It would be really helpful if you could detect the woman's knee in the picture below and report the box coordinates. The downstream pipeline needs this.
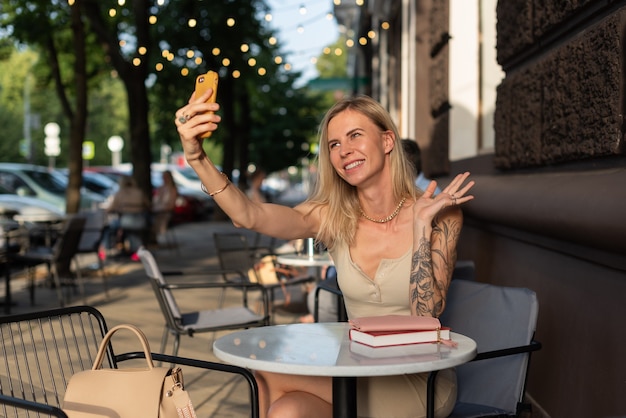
[267,392,331,418]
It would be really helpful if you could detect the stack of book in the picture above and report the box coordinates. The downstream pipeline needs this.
[348,315,455,348]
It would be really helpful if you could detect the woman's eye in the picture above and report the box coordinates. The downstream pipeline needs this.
[329,141,339,149]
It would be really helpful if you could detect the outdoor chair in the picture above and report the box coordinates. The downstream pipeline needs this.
[213,232,314,316]
[0,305,260,418]
[10,214,87,307]
[428,279,542,418]
[137,246,270,357]
[313,266,347,322]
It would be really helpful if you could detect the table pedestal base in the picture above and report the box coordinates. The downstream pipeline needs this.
[333,376,356,418]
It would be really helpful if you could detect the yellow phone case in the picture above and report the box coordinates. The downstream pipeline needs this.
[195,71,219,138]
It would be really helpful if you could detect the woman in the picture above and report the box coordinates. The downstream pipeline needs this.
[105,175,151,256]
[152,170,179,239]
[176,92,474,418]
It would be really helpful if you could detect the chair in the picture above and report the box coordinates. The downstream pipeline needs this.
[428,279,542,418]
[213,232,314,315]
[10,215,87,307]
[0,305,260,418]
[313,266,347,322]
[117,210,151,253]
[75,209,109,295]
[136,246,270,357]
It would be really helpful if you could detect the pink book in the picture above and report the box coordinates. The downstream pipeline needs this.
[348,315,456,348]
[349,315,441,332]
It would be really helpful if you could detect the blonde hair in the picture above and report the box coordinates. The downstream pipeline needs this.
[309,95,418,249]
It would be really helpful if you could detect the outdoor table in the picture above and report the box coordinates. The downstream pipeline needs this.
[213,322,476,418]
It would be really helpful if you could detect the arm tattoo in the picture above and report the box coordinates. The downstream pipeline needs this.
[410,217,462,317]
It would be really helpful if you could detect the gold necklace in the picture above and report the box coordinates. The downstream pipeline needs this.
[360,197,407,223]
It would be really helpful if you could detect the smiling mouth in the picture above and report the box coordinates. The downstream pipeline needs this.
[345,160,364,170]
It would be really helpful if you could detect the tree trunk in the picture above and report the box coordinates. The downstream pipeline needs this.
[66,1,87,214]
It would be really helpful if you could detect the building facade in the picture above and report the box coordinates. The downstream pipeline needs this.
[337,0,626,416]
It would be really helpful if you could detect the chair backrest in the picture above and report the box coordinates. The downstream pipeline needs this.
[77,210,107,252]
[0,306,113,414]
[136,246,182,324]
[452,259,476,281]
[439,280,539,413]
[213,232,256,280]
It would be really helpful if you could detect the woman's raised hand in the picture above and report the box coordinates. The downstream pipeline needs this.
[413,172,475,222]
[175,89,221,162]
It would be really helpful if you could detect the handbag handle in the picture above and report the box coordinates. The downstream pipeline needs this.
[91,324,155,371]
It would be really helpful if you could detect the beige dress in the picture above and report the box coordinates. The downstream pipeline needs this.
[330,243,457,418]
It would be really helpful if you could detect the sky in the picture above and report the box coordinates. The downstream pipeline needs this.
[266,0,340,83]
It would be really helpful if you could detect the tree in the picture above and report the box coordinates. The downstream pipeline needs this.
[1,0,330,208]
[0,0,97,213]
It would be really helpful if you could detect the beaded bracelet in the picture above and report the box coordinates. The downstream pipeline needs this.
[201,172,231,196]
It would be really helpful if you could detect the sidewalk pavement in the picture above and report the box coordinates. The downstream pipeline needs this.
[2,220,307,417]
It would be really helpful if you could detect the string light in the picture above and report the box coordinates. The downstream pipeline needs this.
[104,0,387,81]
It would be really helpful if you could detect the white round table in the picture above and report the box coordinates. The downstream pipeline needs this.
[214,322,476,418]
[275,252,334,268]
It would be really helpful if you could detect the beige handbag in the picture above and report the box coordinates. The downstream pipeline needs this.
[63,324,197,418]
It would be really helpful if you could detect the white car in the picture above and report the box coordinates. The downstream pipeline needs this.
[0,184,66,249]
[0,163,105,212]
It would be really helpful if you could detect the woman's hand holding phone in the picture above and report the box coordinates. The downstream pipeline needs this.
[194,71,219,138]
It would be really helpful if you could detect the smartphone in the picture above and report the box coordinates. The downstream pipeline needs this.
[194,70,219,138]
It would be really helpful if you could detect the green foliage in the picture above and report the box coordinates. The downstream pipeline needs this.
[0,0,340,178]
[316,35,349,79]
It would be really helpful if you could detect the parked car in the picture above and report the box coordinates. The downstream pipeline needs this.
[84,166,127,183]
[88,164,210,223]
[0,184,66,251]
[0,163,105,212]
[150,163,203,189]
[58,169,119,198]
[0,184,65,220]
[150,170,209,223]
[151,163,215,218]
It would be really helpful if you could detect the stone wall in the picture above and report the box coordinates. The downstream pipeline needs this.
[494,1,625,169]
[451,1,626,416]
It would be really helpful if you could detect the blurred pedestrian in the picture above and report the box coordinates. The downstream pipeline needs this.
[152,170,179,242]
[246,167,268,204]
[105,175,151,259]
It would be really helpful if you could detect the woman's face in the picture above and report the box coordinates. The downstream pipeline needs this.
[326,109,393,187]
